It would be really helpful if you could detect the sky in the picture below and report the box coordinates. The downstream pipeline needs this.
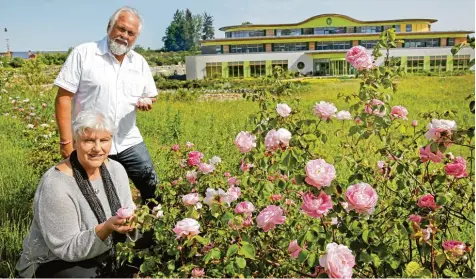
[0,0,474,52]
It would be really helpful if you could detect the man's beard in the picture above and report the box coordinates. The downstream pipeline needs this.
[108,37,132,55]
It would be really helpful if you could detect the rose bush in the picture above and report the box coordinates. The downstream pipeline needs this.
[116,29,474,278]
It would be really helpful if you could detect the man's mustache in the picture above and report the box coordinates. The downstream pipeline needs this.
[114,37,129,46]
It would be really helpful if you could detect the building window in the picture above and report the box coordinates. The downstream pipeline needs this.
[302,28,314,35]
[276,29,301,36]
[346,26,355,33]
[206,62,222,79]
[447,38,455,46]
[360,40,379,49]
[404,39,439,48]
[406,56,424,73]
[230,44,265,53]
[249,61,266,77]
[429,56,447,72]
[453,55,471,71]
[406,24,412,32]
[225,32,232,38]
[215,46,222,54]
[384,25,393,30]
[315,41,352,50]
[330,60,353,75]
[229,30,265,38]
[228,61,244,78]
[315,27,345,34]
[272,43,308,52]
[272,60,288,74]
[394,25,401,32]
[356,26,383,34]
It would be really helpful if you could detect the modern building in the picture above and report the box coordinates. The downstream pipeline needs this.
[186,14,474,80]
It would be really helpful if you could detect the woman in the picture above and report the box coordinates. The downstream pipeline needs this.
[16,110,137,278]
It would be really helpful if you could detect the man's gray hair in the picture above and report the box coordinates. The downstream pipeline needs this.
[72,110,116,141]
[108,6,143,34]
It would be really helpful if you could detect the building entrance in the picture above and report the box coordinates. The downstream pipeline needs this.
[314,59,330,76]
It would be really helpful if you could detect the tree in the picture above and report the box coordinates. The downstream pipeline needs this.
[162,9,204,51]
[201,12,215,40]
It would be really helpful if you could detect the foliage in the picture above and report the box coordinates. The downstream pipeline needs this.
[201,13,215,41]
[162,9,205,52]
[115,28,474,278]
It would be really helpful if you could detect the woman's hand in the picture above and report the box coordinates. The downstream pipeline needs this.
[95,215,136,241]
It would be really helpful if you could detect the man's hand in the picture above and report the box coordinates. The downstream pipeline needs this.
[136,97,157,112]
[60,142,74,159]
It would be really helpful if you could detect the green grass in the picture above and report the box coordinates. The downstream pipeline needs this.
[0,74,474,278]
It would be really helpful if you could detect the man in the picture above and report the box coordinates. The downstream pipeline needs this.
[54,6,158,203]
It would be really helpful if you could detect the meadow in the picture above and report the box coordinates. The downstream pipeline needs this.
[0,74,474,277]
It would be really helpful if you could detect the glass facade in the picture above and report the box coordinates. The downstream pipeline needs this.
[225,30,265,38]
[356,26,383,33]
[447,38,455,46]
[406,56,424,72]
[406,24,412,32]
[228,61,244,78]
[404,38,440,48]
[272,60,288,73]
[249,61,267,77]
[315,41,352,50]
[276,29,301,36]
[315,27,345,34]
[230,44,265,53]
[272,42,308,52]
[205,62,222,78]
[429,56,447,72]
[360,40,379,49]
[453,55,471,71]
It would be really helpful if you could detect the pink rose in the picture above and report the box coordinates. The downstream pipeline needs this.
[301,191,333,218]
[336,111,352,120]
[288,240,304,258]
[319,242,356,279]
[346,46,373,71]
[224,172,231,177]
[408,214,422,224]
[171,144,180,151]
[182,193,200,206]
[116,206,135,218]
[421,227,431,242]
[173,218,200,239]
[444,156,468,178]
[285,198,295,206]
[256,205,286,232]
[344,183,378,214]
[425,119,457,141]
[314,101,337,120]
[186,170,198,185]
[41,103,47,108]
[185,141,194,148]
[390,105,408,120]
[304,159,336,189]
[198,162,215,174]
[265,128,292,151]
[419,145,444,163]
[364,99,386,117]
[412,120,418,127]
[226,186,241,203]
[227,176,240,186]
[203,188,229,206]
[240,160,254,172]
[443,240,466,256]
[276,103,292,117]
[234,131,256,153]
[191,268,205,278]
[270,194,283,201]
[234,201,255,216]
[242,215,253,227]
[417,194,438,210]
[376,161,386,175]
[188,151,204,166]
[354,117,362,125]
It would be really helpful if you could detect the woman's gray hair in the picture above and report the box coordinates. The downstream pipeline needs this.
[72,110,116,141]
[108,6,143,34]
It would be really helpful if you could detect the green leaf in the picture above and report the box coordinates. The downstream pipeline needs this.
[370,253,381,268]
[359,252,371,264]
[298,249,309,263]
[238,241,256,259]
[435,253,446,268]
[235,257,246,269]
[362,229,369,244]
[405,261,423,276]
[307,253,317,267]
[321,133,328,144]
[436,195,447,206]
[305,230,318,242]
[226,244,239,257]
[204,248,222,264]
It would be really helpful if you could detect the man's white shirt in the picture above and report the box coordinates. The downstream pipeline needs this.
[54,37,158,155]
